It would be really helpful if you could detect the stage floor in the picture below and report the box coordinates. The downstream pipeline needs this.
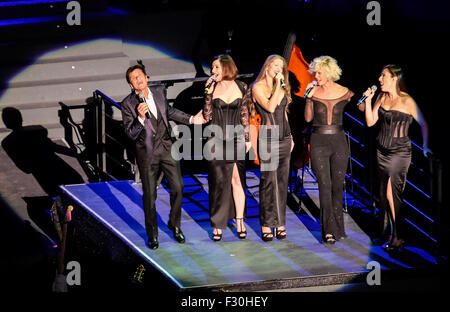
[60,168,439,291]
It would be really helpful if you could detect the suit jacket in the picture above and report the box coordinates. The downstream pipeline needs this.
[121,85,191,167]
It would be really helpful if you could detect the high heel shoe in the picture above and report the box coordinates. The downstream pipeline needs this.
[324,234,336,244]
[212,229,222,242]
[261,228,273,242]
[276,227,287,240]
[383,239,404,252]
[235,218,247,239]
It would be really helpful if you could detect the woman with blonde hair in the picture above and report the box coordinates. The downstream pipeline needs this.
[362,64,430,251]
[304,55,354,244]
[251,54,294,241]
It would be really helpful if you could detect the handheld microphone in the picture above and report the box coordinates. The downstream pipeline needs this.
[138,93,150,119]
[357,85,377,105]
[205,75,216,94]
[303,81,317,98]
[275,72,286,89]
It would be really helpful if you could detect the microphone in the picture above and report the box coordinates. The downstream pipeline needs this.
[357,85,378,105]
[205,75,216,94]
[303,81,317,98]
[138,92,150,119]
[275,72,286,89]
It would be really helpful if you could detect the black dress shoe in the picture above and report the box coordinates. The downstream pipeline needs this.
[168,224,186,244]
[147,239,159,250]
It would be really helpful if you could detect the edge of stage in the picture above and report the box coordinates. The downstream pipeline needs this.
[59,168,442,292]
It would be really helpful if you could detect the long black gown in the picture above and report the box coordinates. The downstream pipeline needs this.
[306,90,354,241]
[376,106,413,241]
[255,96,291,228]
[203,80,250,229]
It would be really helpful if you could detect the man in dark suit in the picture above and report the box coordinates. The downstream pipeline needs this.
[121,64,204,249]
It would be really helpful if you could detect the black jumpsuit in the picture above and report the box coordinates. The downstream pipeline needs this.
[307,90,354,242]
[256,96,292,228]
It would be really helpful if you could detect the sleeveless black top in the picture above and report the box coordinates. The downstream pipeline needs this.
[203,80,250,142]
[255,96,291,140]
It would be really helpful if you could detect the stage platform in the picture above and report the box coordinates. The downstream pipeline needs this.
[60,168,439,292]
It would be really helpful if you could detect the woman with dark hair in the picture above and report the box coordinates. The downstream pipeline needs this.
[251,54,294,241]
[304,55,354,244]
[362,64,430,251]
[203,54,251,241]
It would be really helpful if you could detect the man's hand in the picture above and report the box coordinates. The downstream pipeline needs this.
[245,142,252,153]
[137,102,148,120]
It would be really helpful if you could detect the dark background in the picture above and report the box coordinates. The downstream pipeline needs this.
[0,0,448,294]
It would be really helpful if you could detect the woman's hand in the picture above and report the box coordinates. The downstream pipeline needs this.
[305,81,317,98]
[275,72,283,83]
[363,87,375,103]
[423,144,432,157]
[205,76,216,95]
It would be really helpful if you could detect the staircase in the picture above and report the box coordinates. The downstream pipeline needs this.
[0,0,207,141]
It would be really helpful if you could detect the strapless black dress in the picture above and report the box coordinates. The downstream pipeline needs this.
[203,80,250,229]
[376,106,413,239]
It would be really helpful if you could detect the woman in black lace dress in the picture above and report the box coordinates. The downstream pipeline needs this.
[251,55,294,241]
[203,54,251,241]
[362,64,430,251]
[304,56,354,244]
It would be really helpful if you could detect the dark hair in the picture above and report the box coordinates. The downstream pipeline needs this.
[126,64,147,84]
[213,54,238,81]
[383,64,407,93]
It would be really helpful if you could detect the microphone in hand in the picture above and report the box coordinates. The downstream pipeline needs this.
[275,72,286,89]
[205,75,216,94]
[303,81,317,98]
[138,93,150,119]
[357,85,377,105]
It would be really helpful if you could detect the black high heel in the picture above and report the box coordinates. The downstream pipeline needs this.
[324,234,336,244]
[276,227,287,240]
[383,239,404,252]
[261,228,273,242]
[212,229,222,242]
[236,218,247,239]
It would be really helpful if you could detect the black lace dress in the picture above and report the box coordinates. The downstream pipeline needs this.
[203,80,250,229]
[376,106,413,240]
[306,90,354,242]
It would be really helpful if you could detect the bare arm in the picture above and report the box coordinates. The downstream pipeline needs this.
[364,90,381,127]
[252,76,284,113]
[408,97,431,156]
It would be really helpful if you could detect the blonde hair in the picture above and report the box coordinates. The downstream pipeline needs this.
[252,54,291,102]
[308,55,342,81]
